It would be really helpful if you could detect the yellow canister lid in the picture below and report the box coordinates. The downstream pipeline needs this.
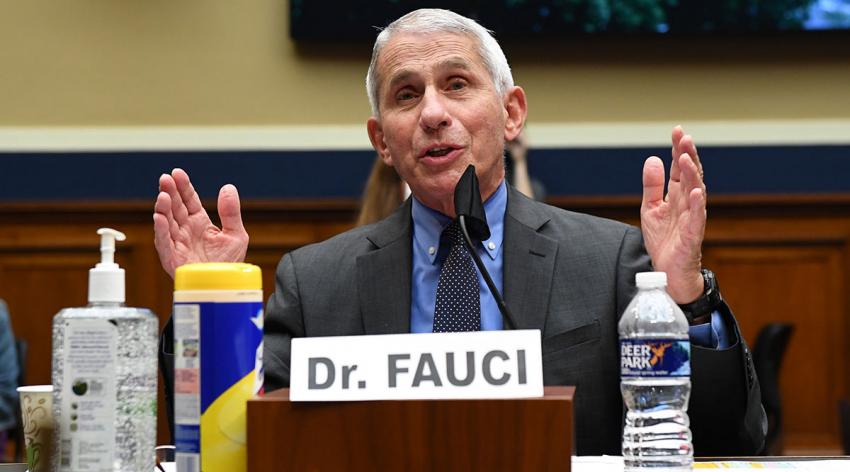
[174,263,262,291]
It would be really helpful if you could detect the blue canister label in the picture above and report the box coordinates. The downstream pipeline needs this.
[173,300,263,472]
[620,338,690,377]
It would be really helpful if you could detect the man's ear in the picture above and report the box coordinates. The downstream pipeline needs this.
[503,86,528,142]
[367,117,393,166]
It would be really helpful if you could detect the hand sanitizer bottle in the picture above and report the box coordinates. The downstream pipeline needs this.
[52,228,159,472]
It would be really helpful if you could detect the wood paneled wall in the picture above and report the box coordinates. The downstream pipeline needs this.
[1,195,848,454]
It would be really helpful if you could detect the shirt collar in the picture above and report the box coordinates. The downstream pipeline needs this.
[411,179,507,264]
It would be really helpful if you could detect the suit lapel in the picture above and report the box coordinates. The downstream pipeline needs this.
[357,200,413,335]
[503,187,558,332]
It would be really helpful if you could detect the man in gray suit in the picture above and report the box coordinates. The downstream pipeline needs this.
[155,8,765,456]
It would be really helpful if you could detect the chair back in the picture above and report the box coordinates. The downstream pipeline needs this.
[839,399,850,455]
[752,323,794,455]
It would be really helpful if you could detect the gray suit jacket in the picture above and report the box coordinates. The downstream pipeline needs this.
[264,186,766,456]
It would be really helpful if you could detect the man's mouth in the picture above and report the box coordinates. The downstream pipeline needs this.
[425,147,453,157]
[421,144,463,160]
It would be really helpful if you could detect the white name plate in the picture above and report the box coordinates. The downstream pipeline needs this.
[290,330,543,402]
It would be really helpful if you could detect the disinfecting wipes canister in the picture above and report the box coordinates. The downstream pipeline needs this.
[173,263,264,472]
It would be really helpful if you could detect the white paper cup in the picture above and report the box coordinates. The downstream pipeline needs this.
[17,385,54,472]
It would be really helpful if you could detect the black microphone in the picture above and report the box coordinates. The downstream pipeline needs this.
[453,165,517,330]
[454,165,491,241]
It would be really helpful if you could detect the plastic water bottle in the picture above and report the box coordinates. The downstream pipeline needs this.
[619,272,693,470]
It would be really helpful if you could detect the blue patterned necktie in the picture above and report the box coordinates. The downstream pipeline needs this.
[433,221,481,332]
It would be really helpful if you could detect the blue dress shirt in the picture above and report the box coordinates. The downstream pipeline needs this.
[409,180,728,349]
[411,181,507,333]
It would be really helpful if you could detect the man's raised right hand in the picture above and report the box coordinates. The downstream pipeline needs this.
[153,168,249,279]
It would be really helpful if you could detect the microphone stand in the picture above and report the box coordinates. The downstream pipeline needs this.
[458,214,518,331]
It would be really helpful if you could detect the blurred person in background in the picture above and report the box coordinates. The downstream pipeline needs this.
[505,131,545,201]
[0,300,19,458]
[357,156,408,226]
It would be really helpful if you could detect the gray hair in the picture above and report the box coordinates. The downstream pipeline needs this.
[365,8,514,118]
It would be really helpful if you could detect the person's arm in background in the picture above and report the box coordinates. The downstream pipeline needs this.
[0,300,19,433]
[505,133,534,199]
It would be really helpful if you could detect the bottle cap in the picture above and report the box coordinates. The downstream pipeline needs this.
[635,271,667,289]
[88,228,126,303]
[175,263,262,291]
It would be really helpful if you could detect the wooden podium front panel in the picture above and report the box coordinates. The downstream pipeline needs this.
[247,386,574,471]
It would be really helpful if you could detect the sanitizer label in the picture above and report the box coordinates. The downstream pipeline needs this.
[59,319,118,472]
[620,338,690,377]
[174,304,201,471]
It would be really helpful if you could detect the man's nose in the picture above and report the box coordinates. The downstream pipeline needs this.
[419,88,452,132]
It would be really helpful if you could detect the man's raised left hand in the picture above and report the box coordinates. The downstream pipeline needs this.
[640,126,707,304]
